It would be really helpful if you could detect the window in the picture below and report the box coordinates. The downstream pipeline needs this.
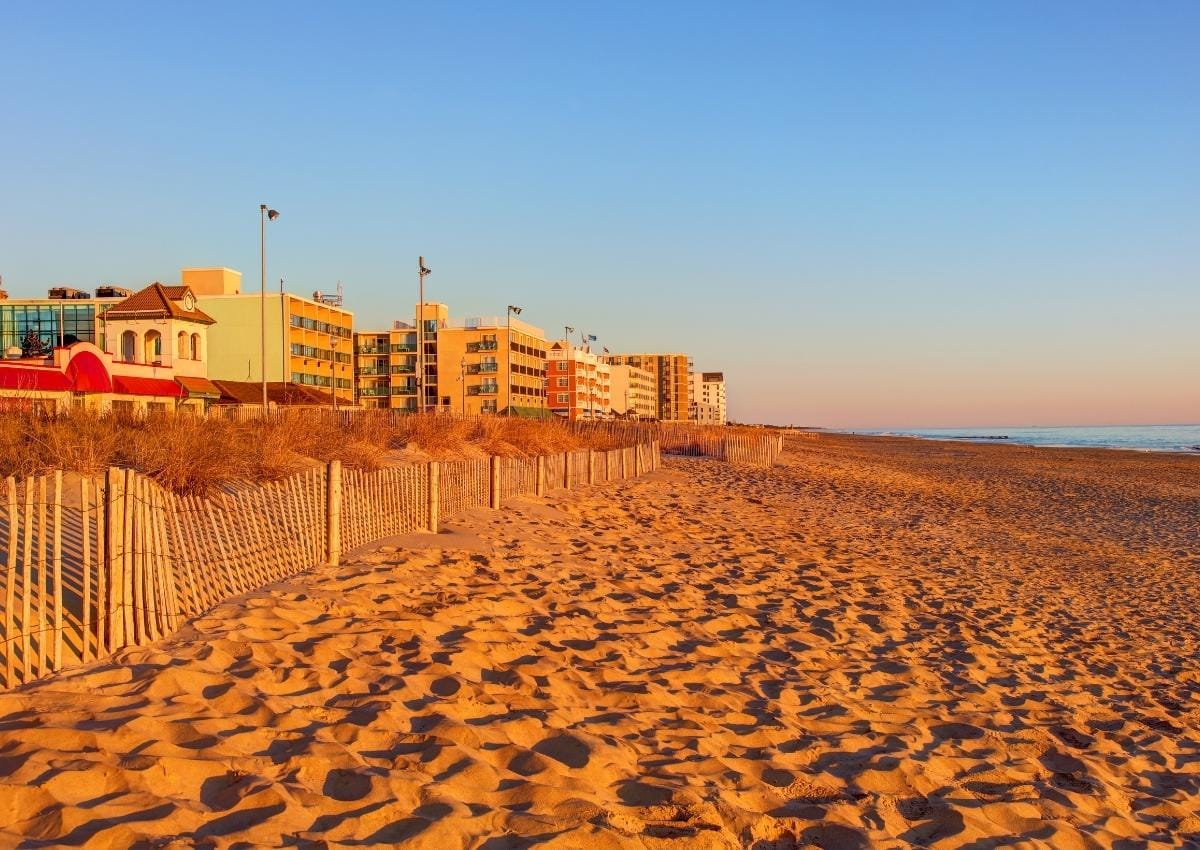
[144,330,162,363]
[120,330,137,362]
[557,393,568,404]
[558,361,567,371]
[557,377,567,387]
[190,333,201,360]
[177,331,188,359]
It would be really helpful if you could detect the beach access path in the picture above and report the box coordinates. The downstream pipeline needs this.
[0,434,1197,848]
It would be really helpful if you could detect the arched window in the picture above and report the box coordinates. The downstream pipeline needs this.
[120,330,137,362]
[144,330,162,363]
[177,331,188,359]
[190,333,201,361]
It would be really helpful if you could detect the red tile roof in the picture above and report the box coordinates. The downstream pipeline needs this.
[211,381,340,406]
[104,283,215,325]
[175,376,222,398]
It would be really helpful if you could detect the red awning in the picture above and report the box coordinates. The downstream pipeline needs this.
[112,375,183,398]
[0,365,71,392]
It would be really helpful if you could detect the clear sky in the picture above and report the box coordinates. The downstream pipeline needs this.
[1,2,1196,427]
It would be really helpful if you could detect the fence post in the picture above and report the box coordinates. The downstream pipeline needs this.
[104,467,126,650]
[326,460,342,566]
[587,450,595,485]
[563,452,571,489]
[428,461,440,533]
[535,456,545,497]
[490,456,502,509]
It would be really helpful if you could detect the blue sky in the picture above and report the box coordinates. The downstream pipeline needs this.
[2,2,1197,426]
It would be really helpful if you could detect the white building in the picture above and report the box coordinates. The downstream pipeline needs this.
[690,371,727,425]
[609,364,656,419]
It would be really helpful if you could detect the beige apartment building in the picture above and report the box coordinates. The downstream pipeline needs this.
[184,268,355,403]
[603,352,692,421]
[690,371,727,424]
[432,306,548,416]
[609,364,656,419]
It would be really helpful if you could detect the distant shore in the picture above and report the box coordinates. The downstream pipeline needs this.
[828,423,1200,454]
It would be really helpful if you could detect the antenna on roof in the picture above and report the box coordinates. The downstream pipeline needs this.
[313,281,344,307]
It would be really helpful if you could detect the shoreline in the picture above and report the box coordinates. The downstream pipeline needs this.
[822,428,1200,455]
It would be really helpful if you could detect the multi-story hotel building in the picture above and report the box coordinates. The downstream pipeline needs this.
[690,371,727,424]
[184,268,355,403]
[609,364,656,419]
[363,304,548,416]
[602,352,692,421]
[432,306,549,416]
[546,341,611,420]
[353,322,419,410]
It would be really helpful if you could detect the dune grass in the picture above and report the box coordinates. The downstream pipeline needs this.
[0,411,625,495]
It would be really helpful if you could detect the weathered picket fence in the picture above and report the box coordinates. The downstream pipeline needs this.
[0,441,660,689]
[568,421,784,467]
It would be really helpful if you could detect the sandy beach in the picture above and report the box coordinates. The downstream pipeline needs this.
[1,433,1198,848]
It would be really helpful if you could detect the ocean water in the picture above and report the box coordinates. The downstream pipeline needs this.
[862,425,1200,453]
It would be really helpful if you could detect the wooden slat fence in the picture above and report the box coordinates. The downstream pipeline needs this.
[1,440,660,690]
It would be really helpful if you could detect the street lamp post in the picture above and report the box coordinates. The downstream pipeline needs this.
[506,305,522,417]
[259,205,280,412]
[417,257,431,414]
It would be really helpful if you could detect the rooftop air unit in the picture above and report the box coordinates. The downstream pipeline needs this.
[95,285,133,298]
[48,287,91,300]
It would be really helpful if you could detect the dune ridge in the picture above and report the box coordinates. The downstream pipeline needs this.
[0,433,1197,848]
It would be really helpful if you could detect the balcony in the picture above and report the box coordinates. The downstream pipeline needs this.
[356,344,385,355]
[468,385,499,396]
[466,341,499,352]
[466,363,499,374]
[391,386,418,396]
[390,343,417,353]
[359,386,390,397]
[356,366,387,376]
[390,364,416,374]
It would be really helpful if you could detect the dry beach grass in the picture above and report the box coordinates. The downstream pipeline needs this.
[0,412,620,495]
[0,433,1197,847]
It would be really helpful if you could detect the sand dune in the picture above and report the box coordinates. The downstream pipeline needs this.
[1,434,1198,848]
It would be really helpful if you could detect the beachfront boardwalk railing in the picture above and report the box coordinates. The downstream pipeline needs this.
[0,442,661,690]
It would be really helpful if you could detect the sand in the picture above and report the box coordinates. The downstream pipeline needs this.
[0,434,1198,849]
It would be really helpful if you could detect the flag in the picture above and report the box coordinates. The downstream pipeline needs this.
[586,334,597,342]
[603,346,609,353]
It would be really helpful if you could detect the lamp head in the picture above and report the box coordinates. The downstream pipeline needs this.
[267,209,280,221]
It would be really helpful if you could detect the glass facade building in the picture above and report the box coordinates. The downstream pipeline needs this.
[0,301,118,355]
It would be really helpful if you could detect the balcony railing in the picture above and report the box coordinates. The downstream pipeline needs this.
[466,341,499,352]
[359,386,390,397]
[466,363,499,374]
[468,385,500,396]
[356,344,385,354]
[391,386,418,396]
[356,366,388,375]
[390,344,417,353]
